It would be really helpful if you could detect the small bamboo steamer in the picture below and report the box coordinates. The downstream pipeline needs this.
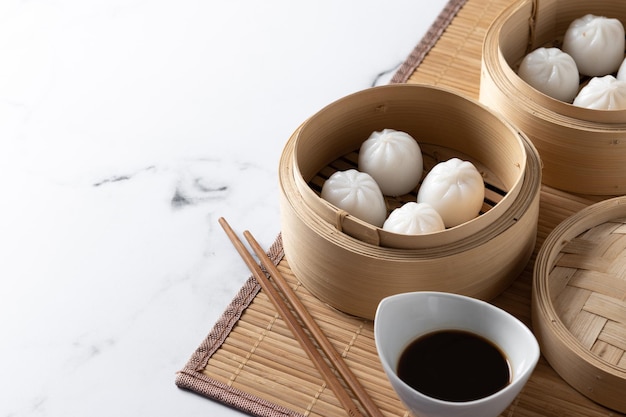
[278,84,542,319]
[481,0,626,195]
[533,197,626,413]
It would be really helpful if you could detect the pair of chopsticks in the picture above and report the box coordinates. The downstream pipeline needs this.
[219,217,383,417]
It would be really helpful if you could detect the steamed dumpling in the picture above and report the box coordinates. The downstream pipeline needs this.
[358,129,423,197]
[573,75,626,110]
[417,158,484,228]
[562,14,625,76]
[517,47,580,102]
[321,169,387,227]
[382,202,445,235]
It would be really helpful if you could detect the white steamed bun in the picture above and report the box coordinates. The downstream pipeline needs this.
[573,75,626,110]
[382,202,445,235]
[518,47,580,102]
[321,169,387,227]
[417,158,484,228]
[562,14,625,76]
[358,129,423,197]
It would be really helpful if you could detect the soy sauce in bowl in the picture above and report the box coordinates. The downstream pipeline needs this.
[397,329,511,402]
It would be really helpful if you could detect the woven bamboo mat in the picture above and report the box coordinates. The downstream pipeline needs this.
[176,0,626,415]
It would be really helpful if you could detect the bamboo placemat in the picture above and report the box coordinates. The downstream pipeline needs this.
[176,0,626,415]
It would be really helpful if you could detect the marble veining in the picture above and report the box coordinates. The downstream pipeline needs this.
[0,1,448,416]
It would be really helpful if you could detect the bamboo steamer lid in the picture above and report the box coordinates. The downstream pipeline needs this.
[278,84,542,319]
[533,197,626,413]
[481,0,626,195]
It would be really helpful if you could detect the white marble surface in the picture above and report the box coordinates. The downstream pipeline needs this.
[0,1,448,415]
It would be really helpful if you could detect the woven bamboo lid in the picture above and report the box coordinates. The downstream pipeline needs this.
[532,197,626,413]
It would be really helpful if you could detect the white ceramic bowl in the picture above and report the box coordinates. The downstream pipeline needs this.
[374,291,539,417]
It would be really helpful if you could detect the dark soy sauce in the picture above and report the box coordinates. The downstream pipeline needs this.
[397,329,510,402]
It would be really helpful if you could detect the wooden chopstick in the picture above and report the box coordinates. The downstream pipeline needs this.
[218,217,365,417]
[242,230,385,417]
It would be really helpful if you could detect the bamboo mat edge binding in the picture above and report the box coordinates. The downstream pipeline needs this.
[174,235,293,417]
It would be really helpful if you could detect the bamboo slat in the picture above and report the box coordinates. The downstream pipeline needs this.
[176,0,626,415]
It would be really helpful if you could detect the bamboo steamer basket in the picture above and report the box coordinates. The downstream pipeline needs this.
[533,197,626,413]
[481,0,626,195]
[278,84,542,319]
